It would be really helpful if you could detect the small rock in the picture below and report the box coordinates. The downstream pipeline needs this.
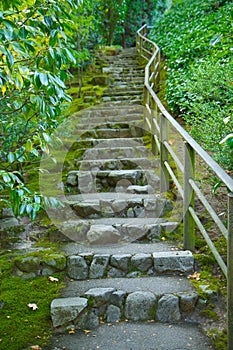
[178,292,198,313]
[87,225,121,245]
[156,294,181,322]
[106,305,121,323]
[89,254,110,279]
[131,253,152,272]
[84,288,115,307]
[125,291,156,321]
[110,254,131,272]
[153,251,194,274]
[67,255,88,280]
[51,297,88,327]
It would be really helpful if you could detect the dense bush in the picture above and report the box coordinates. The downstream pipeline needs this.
[151,0,233,169]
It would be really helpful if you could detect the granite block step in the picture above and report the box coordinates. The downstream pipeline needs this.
[78,127,144,139]
[62,192,172,219]
[76,120,143,129]
[76,157,158,171]
[54,218,178,244]
[66,169,160,192]
[74,146,149,160]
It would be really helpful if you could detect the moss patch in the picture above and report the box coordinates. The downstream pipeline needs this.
[0,251,64,350]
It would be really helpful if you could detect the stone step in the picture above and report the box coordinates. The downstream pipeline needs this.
[66,169,160,192]
[78,104,144,115]
[50,273,197,328]
[76,120,143,130]
[78,126,144,139]
[102,90,143,97]
[78,114,143,124]
[102,96,142,103]
[54,218,178,244]
[46,322,215,350]
[73,146,149,160]
[76,157,158,171]
[72,137,144,149]
[65,250,194,281]
[62,192,172,219]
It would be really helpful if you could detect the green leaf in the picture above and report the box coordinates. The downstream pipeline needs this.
[39,72,49,86]
[42,132,51,143]
[8,152,15,163]
[25,139,33,152]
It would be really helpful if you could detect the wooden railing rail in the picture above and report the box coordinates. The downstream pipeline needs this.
[136,23,233,350]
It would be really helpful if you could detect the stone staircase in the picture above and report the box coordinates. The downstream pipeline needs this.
[48,48,214,349]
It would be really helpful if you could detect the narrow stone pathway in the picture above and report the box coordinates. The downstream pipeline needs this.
[46,48,215,349]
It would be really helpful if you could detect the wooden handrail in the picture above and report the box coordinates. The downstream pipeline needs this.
[136,23,233,350]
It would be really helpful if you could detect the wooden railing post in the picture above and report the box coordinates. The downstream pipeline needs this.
[160,113,169,192]
[228,192,233,350]
[183,141,195,251]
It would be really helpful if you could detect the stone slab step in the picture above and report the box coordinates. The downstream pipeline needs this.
[50,274,197,328]
[66,250,194,280]
[102,96,142,103]
[73,146,149,160]
[103,90,143,97]
[66,169,160,192]
[73,137,144,148]
[76,120,143,129]
[63,275,195,298]
[55,219,178,244]
[46,322,214,350]
[77,104,144,116]
[62,193,171,219]
[76,157,158,171]
[78,127,144,139]
[78,114,143,123]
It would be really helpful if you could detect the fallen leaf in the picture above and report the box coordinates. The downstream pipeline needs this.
[84,330,91,334]
[48,276,59,282]
[168,139,175,145]
[28,303,38,311]
[69,328,75,334]
[30,346,42,350]
[188,272,201,281]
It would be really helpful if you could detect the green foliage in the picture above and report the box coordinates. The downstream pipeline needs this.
[151,0,233,169]
[0,0,83,216]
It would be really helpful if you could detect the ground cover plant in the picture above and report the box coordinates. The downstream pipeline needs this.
[150,0,233,170]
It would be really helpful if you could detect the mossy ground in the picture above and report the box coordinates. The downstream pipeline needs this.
[0,250,64,350]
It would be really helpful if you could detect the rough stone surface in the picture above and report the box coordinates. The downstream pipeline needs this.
[131,253,152,272]
[178,292,198,313]
[107,267,126,278]
[51,297,88,327]
[127,185,154,194]
[125,291,156,321]
[67,255,88,280]
[153,251,194,274]
[156,294,181,323]
[109,290,127,308]
[77,310,100,330]
[106,305,121,323]
[14,256,40,273]
[84,288,115,307]
[89,254,110,279]
[59,220,90,241]
[87,225,121,245]
[110,254,131,272]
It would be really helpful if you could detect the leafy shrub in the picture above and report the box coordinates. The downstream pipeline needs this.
[150,0,233,169]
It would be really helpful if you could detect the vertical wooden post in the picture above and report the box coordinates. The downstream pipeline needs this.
[228,193,233,350]
[183,141,195,251]
[160,114,169,192]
